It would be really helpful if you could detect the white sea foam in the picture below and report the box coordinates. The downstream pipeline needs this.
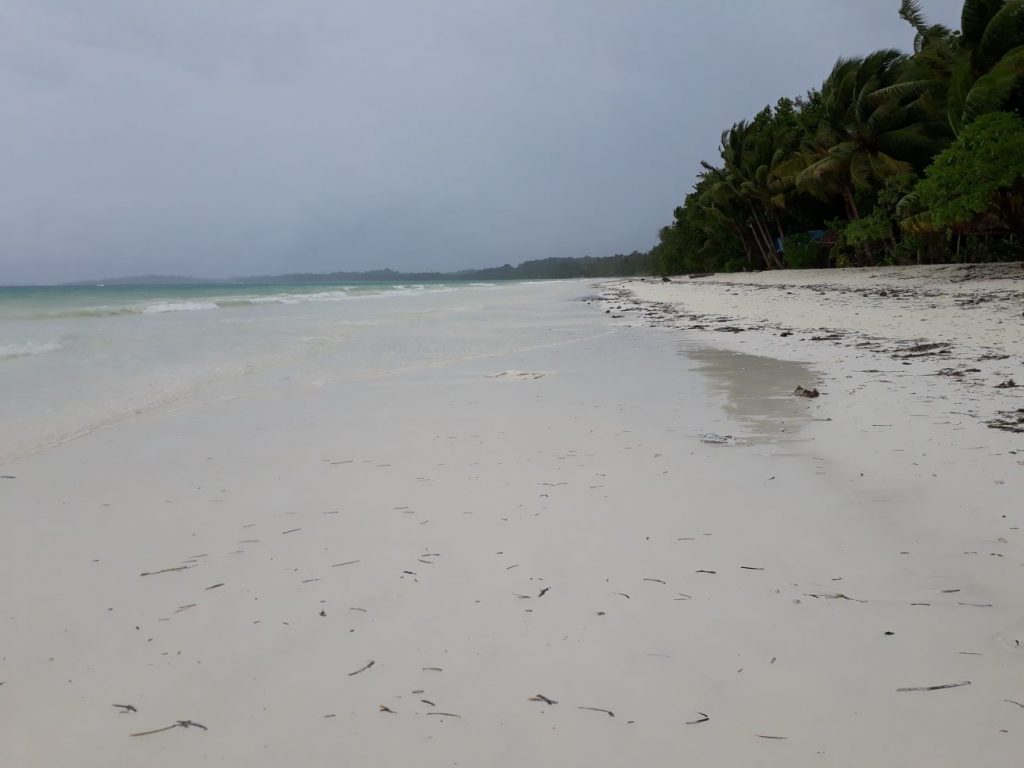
[0,341,64,359]
[142,301,220,314]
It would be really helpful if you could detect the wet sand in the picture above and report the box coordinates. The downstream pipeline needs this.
[1,276,1022,766]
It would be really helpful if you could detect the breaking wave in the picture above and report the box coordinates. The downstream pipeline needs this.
[0,341,64,359]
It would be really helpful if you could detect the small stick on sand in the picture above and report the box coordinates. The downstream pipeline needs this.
[643,578,666,584]
[422,667,443,672]
[427,712,461,718]
[897,681,971,692]
[281,528,301,535]
[685,712,709,725]
[757,734,787,740]
[579,706,614,717]
[740,566,765,571]
[130,724,178,737]
[139,565,193,577]
[130,720,207,737]
[379,705,396,714]
[530,694,558,705]
[348,660,375,676]
[204,583,224,590]
[332,560,360,567]
[805,593,866,603]
[1004,699,1024,708]
[112,704,137,713]
[538,587,550,598]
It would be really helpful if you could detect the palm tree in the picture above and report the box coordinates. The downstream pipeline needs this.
[901,0,1024,133]
[787,50,941,221]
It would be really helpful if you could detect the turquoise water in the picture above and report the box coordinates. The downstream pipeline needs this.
[0,281,485,324]
[0,279,590,462]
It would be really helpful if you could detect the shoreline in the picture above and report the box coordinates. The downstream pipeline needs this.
[603,263,1024,434]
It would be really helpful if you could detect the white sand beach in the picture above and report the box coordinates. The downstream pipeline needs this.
[1,271,1022,767]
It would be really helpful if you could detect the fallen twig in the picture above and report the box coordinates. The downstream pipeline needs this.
[1004,699,1024,709]
[578,706,614,717]
[130,719,207,737]
[804,593,866,603]
[685,712,709,725]
[530,694,558,705]
[112,704,137,713]
[139,565,193,577]
[427,712,461,718]
[897,681,971,692]
[348,660,375,677]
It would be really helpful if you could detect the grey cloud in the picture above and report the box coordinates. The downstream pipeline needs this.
[0,0,964,283]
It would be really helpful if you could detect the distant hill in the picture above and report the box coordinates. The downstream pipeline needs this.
[66,253,658,286]
[64,274,224,286]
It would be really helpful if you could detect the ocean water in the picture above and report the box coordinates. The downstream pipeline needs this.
[0,280,597,463]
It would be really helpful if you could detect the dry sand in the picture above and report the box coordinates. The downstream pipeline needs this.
[1,270,1022,766]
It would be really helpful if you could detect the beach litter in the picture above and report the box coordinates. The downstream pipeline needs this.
[794,385,820,398]
[700,433,734,444]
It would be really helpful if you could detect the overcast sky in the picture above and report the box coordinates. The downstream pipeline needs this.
[1,1,963,284]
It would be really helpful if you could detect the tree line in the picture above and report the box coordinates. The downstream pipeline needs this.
[651,0,1024,274]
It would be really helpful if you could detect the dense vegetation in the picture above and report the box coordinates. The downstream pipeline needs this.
[651,0,1024,274]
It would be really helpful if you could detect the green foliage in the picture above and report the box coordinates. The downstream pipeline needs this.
[915,111,1024,227]
[650,1,1024,273]
[782,233,830,269]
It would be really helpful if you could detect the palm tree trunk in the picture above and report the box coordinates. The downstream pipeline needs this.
[749,205,782,269]
[841,186,860,220]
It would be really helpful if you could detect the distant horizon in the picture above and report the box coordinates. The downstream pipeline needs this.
[1,251,654,287]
